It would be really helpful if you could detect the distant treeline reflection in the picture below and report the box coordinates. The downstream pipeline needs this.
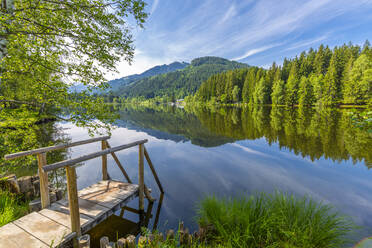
[115,104,371,167]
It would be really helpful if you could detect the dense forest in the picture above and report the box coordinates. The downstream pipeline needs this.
[194,42,371,107]
[117,56,248,99]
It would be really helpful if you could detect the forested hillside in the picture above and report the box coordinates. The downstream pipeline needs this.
[117,56,248,99]
[195,42,371,107]
[71,61,189,93]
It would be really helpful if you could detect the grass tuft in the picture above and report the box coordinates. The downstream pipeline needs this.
[196,192,355,248]
[0,189,29,227]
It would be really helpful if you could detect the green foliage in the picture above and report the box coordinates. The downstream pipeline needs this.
[194,42,371,107]
[197,193,355,248]
[298,76,314,107]
[0,189,29,227]
[271,79,286,105]
[0,0,147,131]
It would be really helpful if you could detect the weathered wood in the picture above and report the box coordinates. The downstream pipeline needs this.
[0,222,48,248]
[4,136,110,160]
[100,236,109,248]
[144,147,164,193]
[43,139,148,172]
[37,153,50,208]
[13,212,72,247]
[144,184,155,202]
[78,234,90,248]
[138,144,145,212]
[105,141,132,183]
[39,204,93,230]
[126,235,136,248]
[101,140,108,180]
[66,166,81,248]
[117,238,126,248]
[0,180,139,247]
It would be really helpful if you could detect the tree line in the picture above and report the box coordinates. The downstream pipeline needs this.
[194,42,371,107]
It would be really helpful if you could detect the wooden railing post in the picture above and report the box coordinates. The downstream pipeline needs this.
[144,147,164,194]
[36,152,50,208]
[101,140,108,180]
[66,166,81,248]
[138,144,145,212]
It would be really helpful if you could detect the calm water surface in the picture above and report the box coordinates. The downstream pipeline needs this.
[58,105,371,242]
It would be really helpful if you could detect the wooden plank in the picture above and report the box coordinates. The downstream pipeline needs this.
[43,139,148,172]
[66,166,81,247]
[39,204,93,230]
[0,222,48,248]
[56,197,109,221]
[4,136,110,160]
[144,147,164,193]
[101,140,108,180]
[79,180,139,202]
[37,152,50,208]
[13,212,72,247]
[138,144,145,211]
[105,141,132,183]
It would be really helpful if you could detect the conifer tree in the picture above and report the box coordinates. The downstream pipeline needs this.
[271,79,286,105]
[285,60,300,106]
[298,76,314,106]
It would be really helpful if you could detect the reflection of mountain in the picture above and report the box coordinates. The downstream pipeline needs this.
[115,106,235,147]
[115,105,371,167]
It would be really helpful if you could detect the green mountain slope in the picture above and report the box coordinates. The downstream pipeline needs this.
[110,61,189,92]
[117,56,249,98]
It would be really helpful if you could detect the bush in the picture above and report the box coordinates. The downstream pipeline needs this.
[196,192,355,248]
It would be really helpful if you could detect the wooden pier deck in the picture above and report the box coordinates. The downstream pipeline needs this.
[0,180,138,247]
[0,137,164,248]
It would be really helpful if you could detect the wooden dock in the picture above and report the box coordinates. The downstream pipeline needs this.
[0,137,164,248]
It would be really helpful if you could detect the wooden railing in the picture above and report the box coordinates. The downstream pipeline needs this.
[4,136,164,247]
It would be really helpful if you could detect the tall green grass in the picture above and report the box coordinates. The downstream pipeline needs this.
[196,192,355,248]
[0,189,29,227]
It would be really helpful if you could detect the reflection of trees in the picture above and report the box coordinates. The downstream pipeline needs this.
[116,105,234,147]
[118,104,371,167]
[197,105,371,167]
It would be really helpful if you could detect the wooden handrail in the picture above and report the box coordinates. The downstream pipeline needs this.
[43,139,148,172]
[4,136,111,160]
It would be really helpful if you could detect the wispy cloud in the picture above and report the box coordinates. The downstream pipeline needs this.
[150,0,159,14]
[232,43,283,61]
[219,4,237,24]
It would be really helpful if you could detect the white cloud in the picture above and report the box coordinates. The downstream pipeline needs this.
[232,43,282,61]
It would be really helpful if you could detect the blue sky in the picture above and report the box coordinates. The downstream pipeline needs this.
[109,0,372,79]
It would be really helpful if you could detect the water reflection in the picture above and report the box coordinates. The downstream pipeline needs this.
[57,105,372,243]
[115,105,371,167]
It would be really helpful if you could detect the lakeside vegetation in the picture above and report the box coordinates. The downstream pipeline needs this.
[0,188,28,227]
[107,193,355,248]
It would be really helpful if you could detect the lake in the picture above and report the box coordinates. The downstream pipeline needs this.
[5,105,372,244]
